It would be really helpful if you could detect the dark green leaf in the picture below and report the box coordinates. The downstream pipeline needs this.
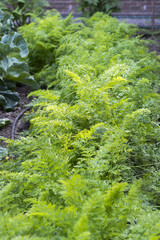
[5,60,39,89]
[0,3,7,11]
[1,32,29,58]
[6,61,29,78]
[0,57,9,73]
[0,43,10,59]
[0,79,7,90]
[13,7,23,16]
[0,90,20,110]
[5,80,16,90]
[0,94,6,108]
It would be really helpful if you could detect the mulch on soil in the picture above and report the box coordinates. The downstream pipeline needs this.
[143,33,160,55]
[0,85,32,147]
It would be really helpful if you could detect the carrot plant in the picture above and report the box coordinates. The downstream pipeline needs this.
[0,11,160,239]
[18,11,78,86]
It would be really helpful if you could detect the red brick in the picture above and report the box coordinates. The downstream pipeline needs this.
[48,0,160,15]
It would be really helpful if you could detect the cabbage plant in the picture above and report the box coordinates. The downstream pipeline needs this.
[0,32,39,110]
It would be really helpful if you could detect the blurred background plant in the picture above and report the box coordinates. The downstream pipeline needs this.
[0,0,50,28]
[75,0,121,17]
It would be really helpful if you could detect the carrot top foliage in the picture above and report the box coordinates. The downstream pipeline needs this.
[0,12,160,239]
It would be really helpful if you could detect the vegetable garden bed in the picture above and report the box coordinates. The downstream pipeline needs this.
[0,10,160,239]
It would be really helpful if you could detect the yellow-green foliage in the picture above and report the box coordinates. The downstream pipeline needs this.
[18,10,82,86]
[0,11,160,239]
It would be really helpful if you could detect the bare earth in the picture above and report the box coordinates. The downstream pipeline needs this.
[0,85,31,147]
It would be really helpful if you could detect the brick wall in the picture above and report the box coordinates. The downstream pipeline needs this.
[120,0,160,15]
[48,0,76,14]
[48,0,160,15]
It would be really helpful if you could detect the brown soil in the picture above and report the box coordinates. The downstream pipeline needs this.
[137,29,160,55]
[145,35,160,55]
[0,85,32,147]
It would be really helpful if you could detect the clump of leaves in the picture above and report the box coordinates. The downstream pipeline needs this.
[0,10,14,35]
[19,11,84,86]
[75,0,121,17]
[0,10,39,110]
[0,31,38,110]
[0,0,50,28]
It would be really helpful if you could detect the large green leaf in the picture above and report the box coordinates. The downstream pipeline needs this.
[0,90,20,110]
[11,73,39,90]
[0,57,39,89]
[6,58,29,77]
[0,17,39,110]
[0,56,10,72]
[5,80,16,90]
[0,78,7,90]
[1,32,29,58]
[0,3,7,11]
[0,42,10,60]
[6,61,39,89]
[0,94,6,108]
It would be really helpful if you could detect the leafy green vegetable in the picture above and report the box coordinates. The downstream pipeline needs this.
[0,30,39,110]
[1,32,29,58]
[0,10,14,35]
[0,90,20,110]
